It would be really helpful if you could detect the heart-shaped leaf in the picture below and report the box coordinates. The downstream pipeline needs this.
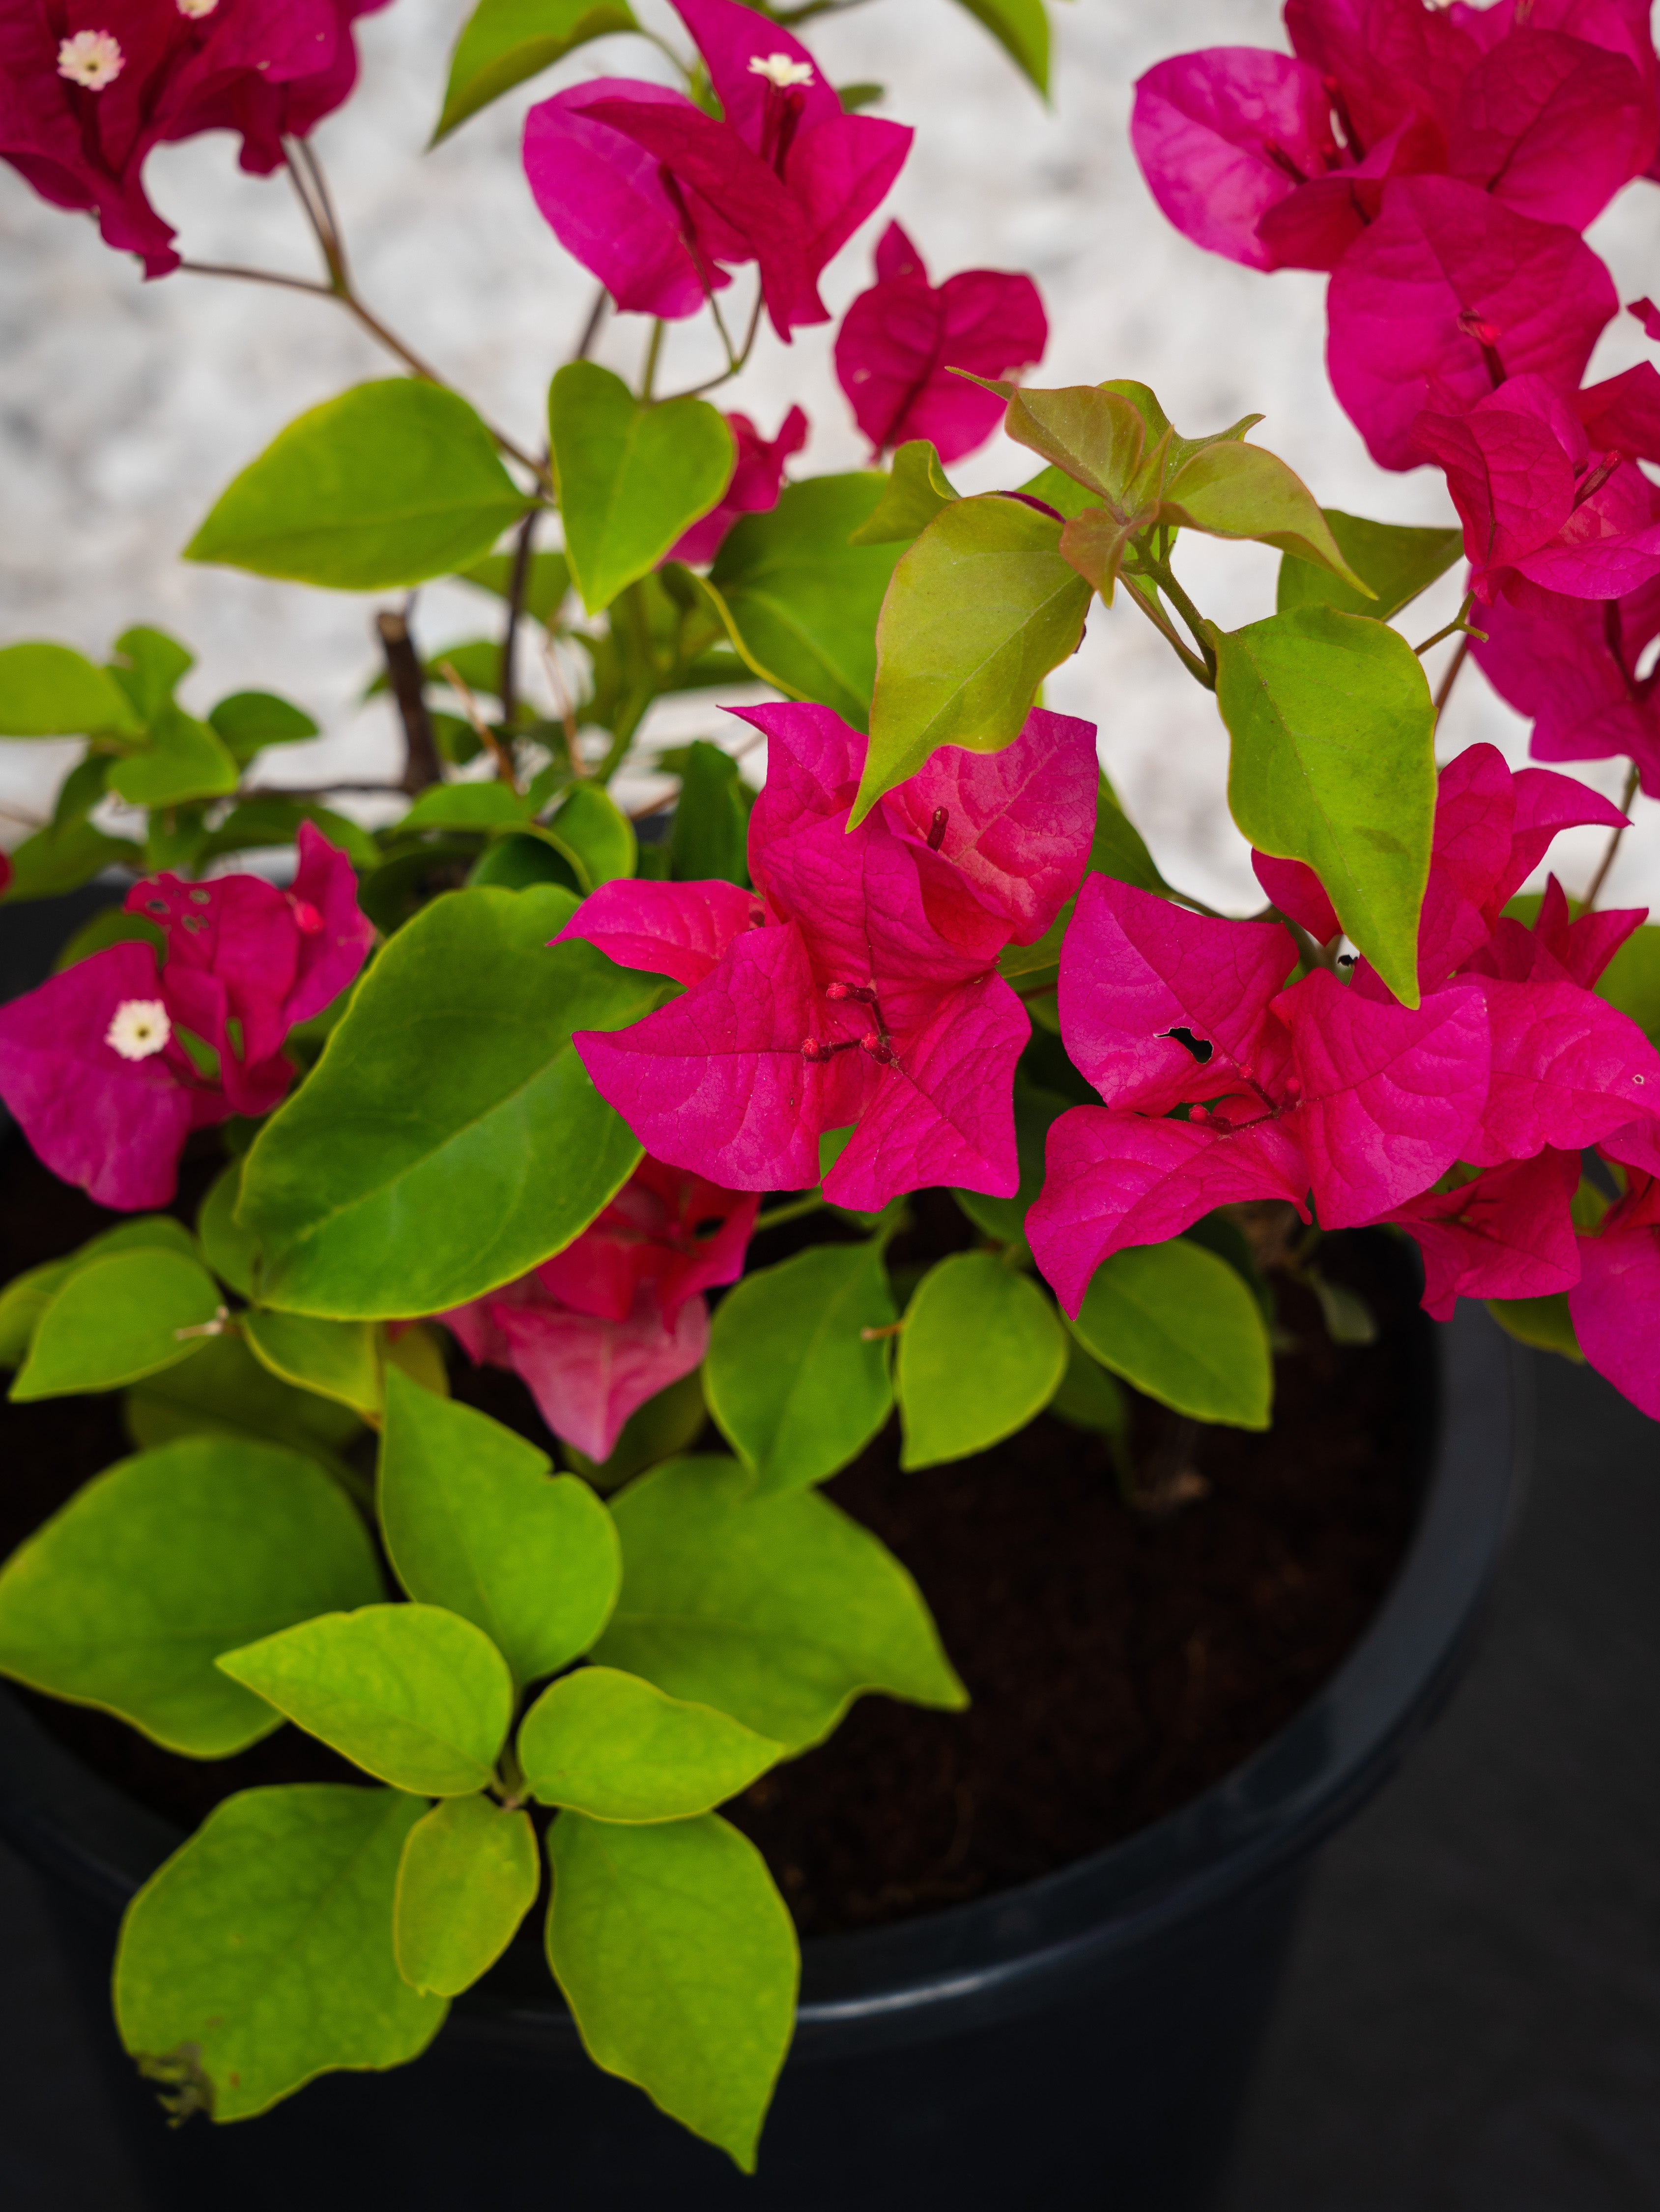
[896,1250,1068,1467]
[518,1666,781,1821]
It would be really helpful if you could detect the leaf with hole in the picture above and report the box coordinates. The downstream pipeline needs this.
[519,1666,781,1822]
[896,1251,1068,1467]
[593,1456,965,1748]
[1068,1240,1272,1429]
[705,1243,896,1498]
[217,1604,514,1797]
[546,1810,797,2171]
[237,886,654,1317]
[115,1786,444,2121]
[394,1794,540,1997]
[1212,605,1435,1007]
[185,381,532,590]
[0,1437,382,1754]
[379,1369,620,1687]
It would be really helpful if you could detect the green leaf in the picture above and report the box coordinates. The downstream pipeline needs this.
[217,1604,514,1796]
[0,641,142,735]
[997,383,1154,507]
[0,1437,383,1755]
[0,1216,200,1368]
[1277,510,1464,622]
[1488,1291,1582,1360]
[949,0,1052,91]
[519,1666,781,1822]
[206,690,319,762]
[550,363,734,614]
[195,797,379,873]
[197,1158,258,1299]
[379,1368,620,1688]
[846,440,960,546]
[398,782,530,832]
[1049,1338,1129,1444]
[393,1794,539,1997]
[1594,920,1660,1043]
[459,548,572,626]
[1102,380,1263,474]
[545,780,637,887]
[106,703,240,808]
[1212,605,1435,1006]
[51,906,165,973]
[593,1456,966,1748]
[1069,1241,1272,1428]
[896,1251,1067,1467]
[10,1248,221,1401]
[185,381,532,590]
[115,1786,444,2121]
[1161,444,1371,591]
[546,1810,797,2171]
[238,886,653,1316]
[123,1331,365,1466]
[467,831,579,892]
[433,0,639,141]
[859,493,1091,821]
[243,1310,384,1421]
[705,1243,896,1498]
[110,626,194,720]
[699,473,902,729]
[668,741,748,886]
[0,819,141,902]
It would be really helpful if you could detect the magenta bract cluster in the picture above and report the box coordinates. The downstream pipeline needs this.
[440,1157,758,1463]
[0,0,389,277]
[0,824,372,1208]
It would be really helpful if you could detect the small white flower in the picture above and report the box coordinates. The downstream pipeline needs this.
[177,0,221,16]
[747,52,814,89]
[105,1000,172,1063]
[57,29,124,89]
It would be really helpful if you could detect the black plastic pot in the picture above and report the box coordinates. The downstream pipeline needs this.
[0,1295,1522,2212]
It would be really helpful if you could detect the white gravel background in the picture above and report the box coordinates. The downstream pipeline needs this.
[2,0,1658,912]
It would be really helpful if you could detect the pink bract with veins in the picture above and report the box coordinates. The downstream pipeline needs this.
[556,701,1100,1213]
[833,222,1048,463]
[521,0,910,338]
[440,1158,758,1463]
[0,0,390,278]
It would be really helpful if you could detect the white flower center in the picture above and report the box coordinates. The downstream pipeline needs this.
[177,0,221,16]
[57,29,124,89]
[747,53,815,90]
[106,999,171,1062]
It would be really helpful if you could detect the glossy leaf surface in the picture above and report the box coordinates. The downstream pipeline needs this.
[243,1310,383,1421]
[0,1438,382,1754]
[238,887,653,1316]
[11,1248,221,1401]
[115,1786,443,2120]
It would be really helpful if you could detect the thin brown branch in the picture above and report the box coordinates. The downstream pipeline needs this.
[437,660,519,794]
[376,609,442,795]
[1583,760,1641,910]
[1432,633,1472,727]
[178,259,335,299]
[498,507,539,729]
[573,285,610,363]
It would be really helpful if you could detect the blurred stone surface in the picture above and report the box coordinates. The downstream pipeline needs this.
[2,0,1658,907]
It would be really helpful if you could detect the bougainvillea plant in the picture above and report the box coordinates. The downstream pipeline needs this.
[0,0,1658,2174]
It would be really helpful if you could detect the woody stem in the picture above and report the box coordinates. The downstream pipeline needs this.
[1583,761,1642,911]
[1432,634,1472,728]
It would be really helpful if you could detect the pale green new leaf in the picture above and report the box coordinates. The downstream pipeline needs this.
[116,1786,445,2121]
[897,1251,1067,1467]
[11,1248,221,1401]
[1161,444,1370,590]
[394,1794,540,1997]
[859,493,1091,819]
[217,1603,515,1797]
[433,0,638,141]
[547,1811,798,2171]
[185,381,532,589]
[0,641,142,735]
[551,363,734,613]
[519,1666,781,1822]
[705,1242,895,1498]
[1069,1242,1272,1429]
[846,440,960,546]
[237,886,654,1317]
[243,1309,383,1420]
[378,1369,620,1687]
[0,1437,383,1755]
[593,1456,966,1749]
[1213,605,1435,1007]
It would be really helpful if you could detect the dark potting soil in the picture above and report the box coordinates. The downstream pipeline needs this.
[0,1135,1424,1942]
